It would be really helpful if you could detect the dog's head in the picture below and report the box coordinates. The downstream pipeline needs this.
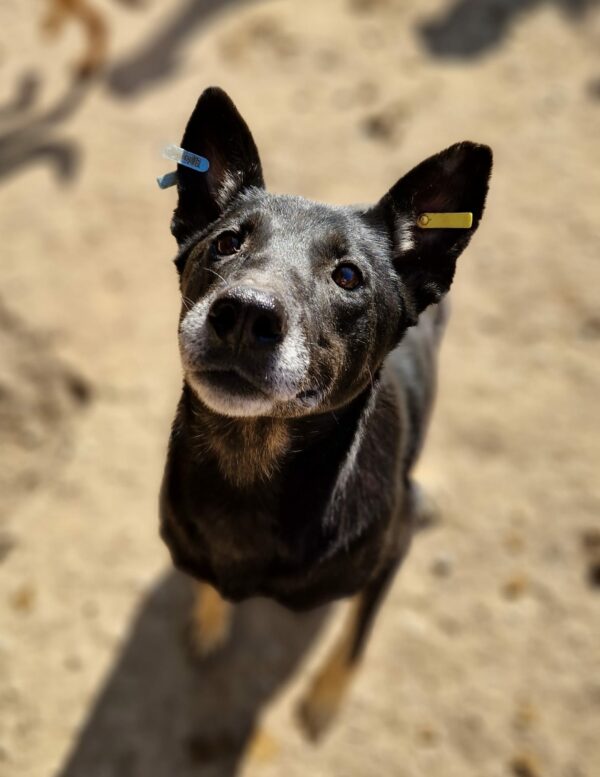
[171,87,492,418]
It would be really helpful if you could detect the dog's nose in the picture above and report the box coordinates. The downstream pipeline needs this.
[208,287,287,348]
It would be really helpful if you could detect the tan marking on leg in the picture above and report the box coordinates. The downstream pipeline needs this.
[189,582,232,657]
[297,596,362,742]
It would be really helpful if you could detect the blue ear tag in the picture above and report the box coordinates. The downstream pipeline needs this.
[156,171,178,189]
[156,144,210,189]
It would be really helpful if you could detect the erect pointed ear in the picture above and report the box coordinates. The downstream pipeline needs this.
[371,141,492,317]
[171,87,265,244]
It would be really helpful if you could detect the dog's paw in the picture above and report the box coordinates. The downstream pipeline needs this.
[295,671,348,742]
[244,728,279,764]
[296,692,339,742]
[412,482,441,530]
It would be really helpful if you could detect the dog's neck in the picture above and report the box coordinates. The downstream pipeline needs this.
[181,383,296,487]
[191,403,290,488]
[180,383,356,489]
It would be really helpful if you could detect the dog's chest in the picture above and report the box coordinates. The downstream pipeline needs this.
[179,486,392,608]
[192,502,288,596]
[201,504,277,563]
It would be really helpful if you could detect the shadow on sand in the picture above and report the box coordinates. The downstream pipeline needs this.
[56,571,330,777]
[418,0,594,59]
[106,0,253,98]
[9,0,594,184]
[0,74,91,184]
[0,0,252,184]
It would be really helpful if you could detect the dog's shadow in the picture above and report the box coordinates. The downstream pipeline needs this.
[57,571,330,777]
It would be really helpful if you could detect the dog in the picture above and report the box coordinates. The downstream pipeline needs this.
[41,0,141,78]
[160,87,492,740]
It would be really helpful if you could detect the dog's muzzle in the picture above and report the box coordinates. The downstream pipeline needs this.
[179,284,310,416]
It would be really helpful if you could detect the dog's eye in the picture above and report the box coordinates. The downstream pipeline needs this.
[332,263,363,290]
[214,232,242,256]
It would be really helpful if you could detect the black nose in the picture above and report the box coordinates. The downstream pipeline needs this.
[208,287,287,349]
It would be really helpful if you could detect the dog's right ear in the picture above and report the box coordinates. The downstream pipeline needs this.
[368,142,492,320]
[171,87,264,245]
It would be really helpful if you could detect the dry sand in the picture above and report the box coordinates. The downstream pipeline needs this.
[0,1,599,775]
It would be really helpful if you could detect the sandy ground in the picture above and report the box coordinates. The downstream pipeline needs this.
[0,1,599,775]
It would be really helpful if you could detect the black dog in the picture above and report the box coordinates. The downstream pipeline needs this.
[160,87,492,740]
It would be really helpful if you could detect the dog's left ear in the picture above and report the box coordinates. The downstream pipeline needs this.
[371,141,492,317]
[171,87,264,244]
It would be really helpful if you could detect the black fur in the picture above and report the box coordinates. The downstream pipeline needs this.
[160,88,492,625]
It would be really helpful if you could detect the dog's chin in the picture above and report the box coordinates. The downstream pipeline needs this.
[186,369,288,418]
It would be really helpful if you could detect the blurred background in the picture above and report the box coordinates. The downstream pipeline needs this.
[0,1,599,776]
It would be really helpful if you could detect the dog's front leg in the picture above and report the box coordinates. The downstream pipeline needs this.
[296,560,399,741]
[188,581,232,657]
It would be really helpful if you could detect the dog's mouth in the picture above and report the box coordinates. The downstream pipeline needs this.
[191,365,323,411]
[193,368,269,399]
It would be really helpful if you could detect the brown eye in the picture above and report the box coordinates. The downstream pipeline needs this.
[215,232,242,256]
[332,263,363,290]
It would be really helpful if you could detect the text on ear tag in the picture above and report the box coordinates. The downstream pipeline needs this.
[417,212,473,229]
[157,144,211,190]
[162,144,210,173]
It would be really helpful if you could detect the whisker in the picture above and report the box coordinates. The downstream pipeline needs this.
[203,266,230,287]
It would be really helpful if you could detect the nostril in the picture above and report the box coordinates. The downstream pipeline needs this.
[209,300,238,340]
[209,289,286,348]
[252,312,282,344]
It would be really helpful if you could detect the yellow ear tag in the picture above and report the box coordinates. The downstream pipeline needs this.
[417,212,473,229]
